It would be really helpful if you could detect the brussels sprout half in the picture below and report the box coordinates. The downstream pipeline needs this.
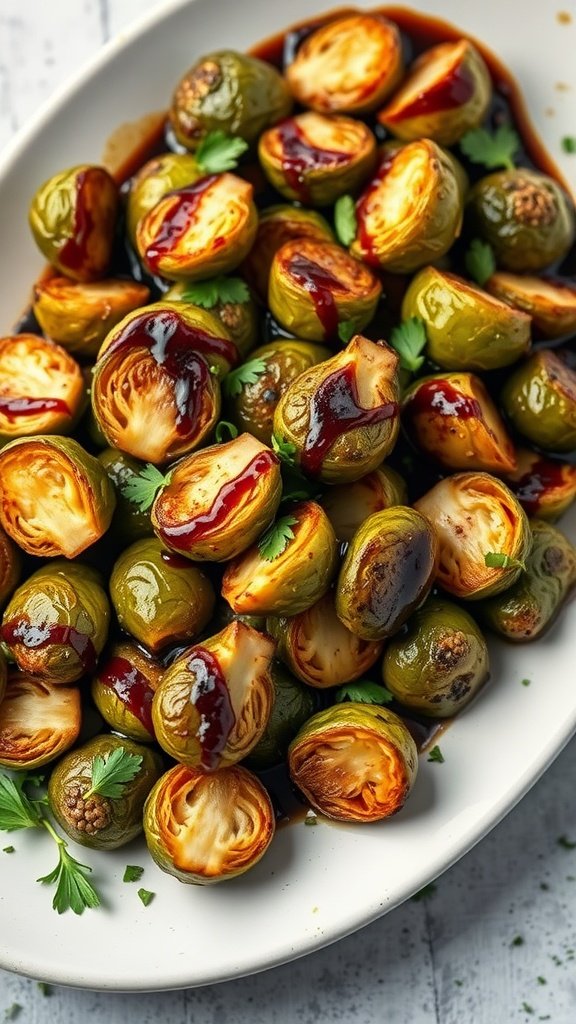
[506,448,576,521]
[485,273,576,340]
[91,640,163,743]
[321,465,407,542]
[0,673,81,770]
[0,334,85,444]
[242,204,335,302]
[0,528,21,609]
[126,152,205,243]
[500,349,576,453]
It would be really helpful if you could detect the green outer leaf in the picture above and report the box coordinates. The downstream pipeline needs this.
[222,357,267,398]
[389,318,427,373]
[195,131,249,173]
[334,194,357,247]
[0,774,43,832]
[85,748,143,800]
[257,515,298,561]
[334,681,394,705]
[465,239,496,286]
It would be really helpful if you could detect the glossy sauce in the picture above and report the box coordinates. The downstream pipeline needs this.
[354,152,396,267]
[97,655,155,735]
[160,550,194,569]
[404,380,483,420]
[0,619,97,674]
[58,169,94,273]
[275,118,349,202]
[186,646,235,770]
[390,62,475,119]
[143,175,218,274]
[0,396,71,420]
[513,457,570,514]
[287,254,342,339]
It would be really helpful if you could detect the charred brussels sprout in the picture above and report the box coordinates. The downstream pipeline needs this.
[415,472,531,600]
[258,112,377,206]
[272,335,400,483]
[321,464,407,542]
[29,164,118,282]
[288,703,418,822]
[350,141,464,272]
[33,277,150,360]
[245,662,318,771]
[286,14,403,115]
[402,372,517,474]
[170,49,292,151]
[378,39,492,145]
[336,506,439,640]
[486,273,576,340]
[0,528,21,609]
[1,562,110,683]
[126,152,205,243]
[0,436,115,558]
[165,280,258,358]
[91,641,164,743]
[0,334,85,443]
[506,449,576,521]
[401,267,531,371]
[478,519,576,641]
[500,349,576,453]
[152,621,275,769]
[109,538,215,653]
[0,674,81,770]
[151,433,282,561]
[98,448,154,545]
[268,238,381,343]
[48,734,163,850]
[144,762,275,884]
[467,169,575,272]
[382,598,490,717]
[242,204,334,302]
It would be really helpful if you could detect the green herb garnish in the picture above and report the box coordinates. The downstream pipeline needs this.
[537,977,547,986]
[521,678,531,687]
[120,463,172,513]
[389,317,427,373]
[484,551,526,571]
[271,434,297,466]
[179,275,250,309]
[37,820,100,916]
[84,748,143,801]
[459,124,520,170]
[304,811,318,827]
[195,130,249,173]
[137,888,155,907]
[465,239,496,286]
[0,774,43,832]
[257,515,298,561]
[223,357,267,398]
[511,935,525,947]
[562,136,576,154]
[334,194,357,246]
[337,320,360,344]
[334,681,394,705]
[521,1003,534,1016]
[427,745,445,764]
[123,865,145,883]
[2,846,14,853]
[37,983,52,996]
[214,420,239,443]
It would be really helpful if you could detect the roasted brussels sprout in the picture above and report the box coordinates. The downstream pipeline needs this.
[0,334,85,443]
[401,372,517,474]
[286,14,403,114]
[288,703,418,822]
[382,598,490,717]
[401,267,531,371]
[0,436,115,558]
[321,464,407,542]
[126,152,205,243]
[170,49,292,151]
[268,239,381,343]
[485,273,576,339]
[48,734,163,850]
[29,164,119,282]
[506,448,576,521]
[152,621,275,769]
[378,39,492,145]
[109,538,215,653]
[242,204,335,302]
[0,527,21,608]
[221,501,338,615]
[467,169,575,272]
[144,762,275,883]
[1,562,110,683]
[500,349,576,453]
[97,448,154,545]
[0,674,81,770]
[0,651,5,706]
[136,173,258,281]
[350,141,464,272]
[151,432,282,561]
[414,472,531,600]
[33,276,150,360]
[336,506,439,640]
[165,280,258,358]
[258,112,377,206]
[91,640,164,742]
[272,335,400,483]
[267,590,383,688]
[245,662,318,771]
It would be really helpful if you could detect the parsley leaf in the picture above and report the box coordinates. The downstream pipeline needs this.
[84,748,143,801]
[459,124,520,170]
[334,194,357,246]
[214,420,239,443]
[179,275,250,309]
[258,515,298,561]
[137,888,155,907]
[338,320,360,344]
[334,681,394,705]
[271,434,297,466]
[521,678,531,687]
[427,745,445,764]
[37,841,100,916]
[195,130,249,173]
[223,357,267,398]
[3,845,14,853]
[0,774,43,832]
[120,464,171,513]
[465,239,496,286]
[484,551,526,571]
[389,318,427,372]
[562,136,576,154]
[123,864,145,883]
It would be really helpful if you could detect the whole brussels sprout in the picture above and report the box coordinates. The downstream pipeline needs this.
[48,734,163,850]
[109,537,215,653]
[506,448,576,521]
[500,349,576,453]
[126,152,205,243]
[97,448,155,546]
[244,661,319,771]
[144,762,275,884]
[321,464,407,541]
[0,528,21,609]
[91,640,164,742]
[0,334,86,444]
[242,204,335,302]
[0,673,81,769]
[288,703,418,822]
[486,272,576,340]
[165,279,258,358]
[382,598,490,717]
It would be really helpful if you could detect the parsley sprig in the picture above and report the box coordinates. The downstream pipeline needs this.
[179,276,250,310]
[222,357,267,398]
[120,463,172,513]
[465,239,496,286]
[389,318,428,373]
[459,124,520,171]
[195,130,249,174]
[334,194,357,246]
[271,434,297,466]
[84,748,143,801]
[338,320,361,345]
[334,681,394,705]
[257,514,298,561]
[484,551,526,571]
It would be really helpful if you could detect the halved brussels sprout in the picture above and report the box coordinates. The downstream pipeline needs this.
[272,335,400,482]
[402,372,517,474]
[500,349,576,453]
[378,39,492,145]
[97,448,154,546]
[336,506,439,640]
[245,661,318,771]
[350,140,464,272]
[144,762,275,884]
[48,734,163,850]
[382,597,490,717]
[321,464,407,541]
[0,436,115,558]
[29,164,119,282]
[414,472,531,600]
[467,169,575,272]
[506,448,576,521]
[478,519,576,641]
[0,334,85,443]
[33,277,150,360]
[91,640,164,742]
[151,433,282,561]
[92,304,228,464]
[109,537,215,653]
[288,703,418,822]
[0,674,81,770]
[165,280,258,358]
[136,173,258,281]
[286,14,403,114]
[126,152,205,243]
[221,501,338,616]
[170,49,292,151]
[152,621,275,769]
[401,267,531,371]
[1,562,110,683]
[267,590,383,688]
[242,204,335,302]
[0,528,21,609]
[485,273,576,339]
[258,112,377,206]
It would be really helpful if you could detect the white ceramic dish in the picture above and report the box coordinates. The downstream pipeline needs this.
[0,0,575,993]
